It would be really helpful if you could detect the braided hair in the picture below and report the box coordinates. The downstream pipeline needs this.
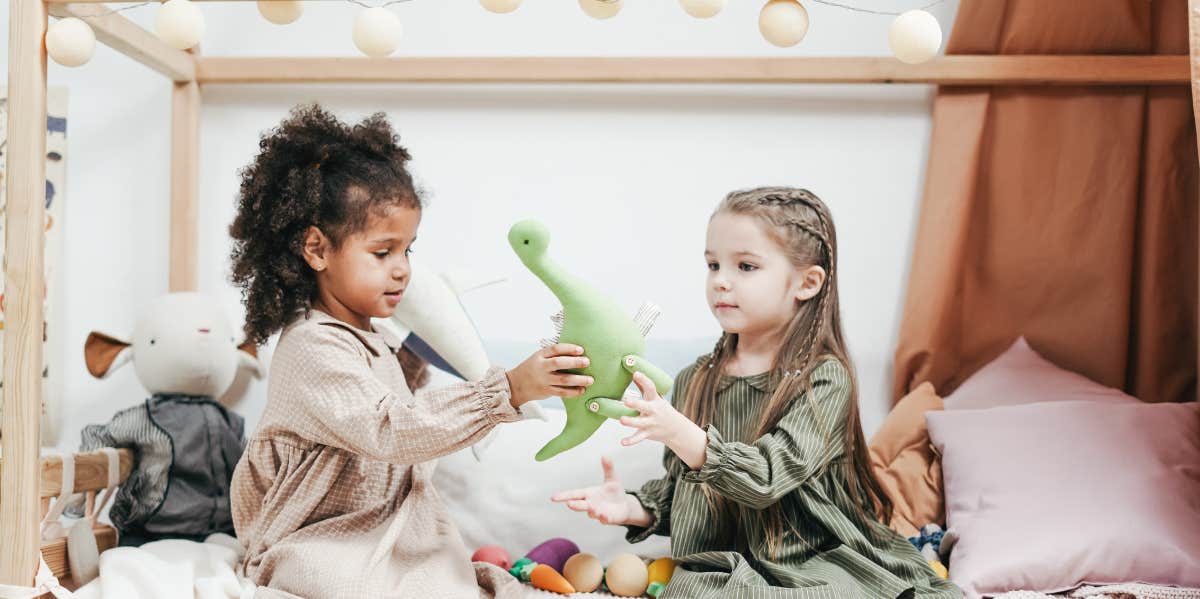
[683,187,894,557]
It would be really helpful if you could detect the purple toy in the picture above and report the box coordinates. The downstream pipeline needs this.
[524,538,580,573]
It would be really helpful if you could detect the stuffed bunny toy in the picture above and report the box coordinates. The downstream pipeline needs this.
[70,292,261,548]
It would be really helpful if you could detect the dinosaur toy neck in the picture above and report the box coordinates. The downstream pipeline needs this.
[523,253,579,305]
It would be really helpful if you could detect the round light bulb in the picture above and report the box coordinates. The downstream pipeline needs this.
[352,7,403,57]
[46,17,96,67]
[154,0,205,50]
[680,0,725,19]
[889,10,942,64]
[758,0,809,48]
[480,0,522,14]
[579,0,622,20]
[257,1,304,25]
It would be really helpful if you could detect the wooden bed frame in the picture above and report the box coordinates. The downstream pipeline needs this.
[4,0,1200,591]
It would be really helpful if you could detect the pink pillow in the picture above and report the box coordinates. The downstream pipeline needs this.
[945,337,1135,410]
[927,400,1200,598]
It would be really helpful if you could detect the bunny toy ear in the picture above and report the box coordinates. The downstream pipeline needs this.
[237,339,264,379]
[83,331,133,379]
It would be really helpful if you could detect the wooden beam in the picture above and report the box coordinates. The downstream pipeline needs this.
[1191,0,1200,402]
[1,0,48,588]
[15,450,135,498]
[170,79,200,292]
[194,55,1191,85]
[48,3,195,82]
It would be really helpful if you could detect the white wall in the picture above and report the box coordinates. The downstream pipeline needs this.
[1,0,958,453]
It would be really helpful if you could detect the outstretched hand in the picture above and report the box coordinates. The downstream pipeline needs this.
[550,456,648,526]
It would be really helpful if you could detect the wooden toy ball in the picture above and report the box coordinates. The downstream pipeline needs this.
[604,553,648,597]
[562,553,604,593]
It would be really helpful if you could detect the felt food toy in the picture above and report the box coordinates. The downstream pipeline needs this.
[524,537,580,573]
[646,557,677,598]
[530,564,576,594]
[509,557,576,595]
[471,544,512,570]
[508,218,673,461]
[562,553,604,592]
[604,553,649,597]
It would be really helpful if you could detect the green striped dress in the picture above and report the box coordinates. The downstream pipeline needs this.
[625,356,962,599]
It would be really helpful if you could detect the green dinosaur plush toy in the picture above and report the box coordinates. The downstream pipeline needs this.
[509,219,674,461]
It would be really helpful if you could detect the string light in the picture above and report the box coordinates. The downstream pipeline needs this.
[47,0,947,65]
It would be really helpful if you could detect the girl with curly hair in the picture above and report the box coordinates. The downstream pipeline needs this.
[228,104,588,598]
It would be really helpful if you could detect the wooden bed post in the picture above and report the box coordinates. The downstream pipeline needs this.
[170,75,200,293]
[1,0,48,588]
[1191,0,1200,402]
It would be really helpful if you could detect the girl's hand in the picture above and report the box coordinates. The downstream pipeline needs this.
[550,457,650,527]
[506,343,593,408]
[620,372,709,470]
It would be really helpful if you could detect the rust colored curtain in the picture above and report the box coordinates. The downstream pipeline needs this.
[892,0,1197,404]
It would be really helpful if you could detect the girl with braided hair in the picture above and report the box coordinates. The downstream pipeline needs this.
[553,187,961,598]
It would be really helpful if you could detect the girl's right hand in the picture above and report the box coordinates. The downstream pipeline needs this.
[505,343,593,408]
[551,457,648,526]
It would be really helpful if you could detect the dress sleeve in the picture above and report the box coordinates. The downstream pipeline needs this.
[280,323,521,464]
[680,359,851,509]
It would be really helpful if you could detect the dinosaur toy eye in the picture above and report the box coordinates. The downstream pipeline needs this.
[523,239,530,245]
[149,339,156,345]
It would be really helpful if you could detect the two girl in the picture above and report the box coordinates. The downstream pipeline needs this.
[229,105,959,599]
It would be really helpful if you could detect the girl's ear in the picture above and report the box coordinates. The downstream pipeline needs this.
[794,265,827,301]
[302,226,330,272]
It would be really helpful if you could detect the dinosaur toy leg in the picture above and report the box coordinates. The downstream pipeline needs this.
[621,355,673,397]
[587,397,638,420]
[535,400,607,461]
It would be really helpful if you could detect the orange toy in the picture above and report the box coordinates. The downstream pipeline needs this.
[530,564,576,595]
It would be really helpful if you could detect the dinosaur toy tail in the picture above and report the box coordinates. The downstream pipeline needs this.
[534,416,604,462]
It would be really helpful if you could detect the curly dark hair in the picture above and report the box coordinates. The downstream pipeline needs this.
[229,103,422,346]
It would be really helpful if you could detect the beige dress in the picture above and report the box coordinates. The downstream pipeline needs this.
[232,309,527,599]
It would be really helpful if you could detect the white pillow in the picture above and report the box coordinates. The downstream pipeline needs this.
[434,406,672,562]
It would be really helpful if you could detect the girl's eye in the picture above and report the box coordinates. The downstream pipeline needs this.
[739,262,757,272]
[404,247,413,257]
[374,251,390,259]
[707,262,719,271]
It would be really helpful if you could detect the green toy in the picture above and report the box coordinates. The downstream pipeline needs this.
[508,219,674,461]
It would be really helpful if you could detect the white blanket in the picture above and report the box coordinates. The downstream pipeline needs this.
[72,534,255,599]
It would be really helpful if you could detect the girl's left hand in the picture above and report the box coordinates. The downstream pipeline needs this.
[619,372,709,469]
[618,372,692,447]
